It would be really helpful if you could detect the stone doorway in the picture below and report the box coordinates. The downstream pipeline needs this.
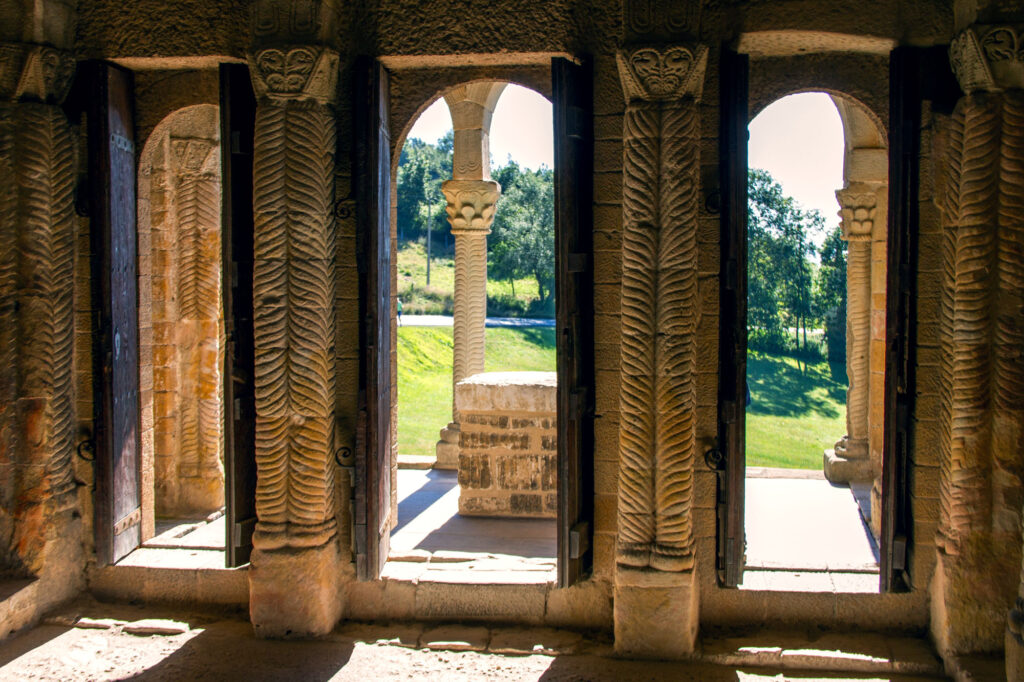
[391,82,559,576]
[737,91,888,588]
[136,104,227,561]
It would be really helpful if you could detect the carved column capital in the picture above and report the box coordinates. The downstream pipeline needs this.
[247,45,339,105]
[0,43,76,104]
[835,188,879,242]
[616,44,709,103]
[950,25,1024,93]
[169,137,217,176]
[442,180,501,235]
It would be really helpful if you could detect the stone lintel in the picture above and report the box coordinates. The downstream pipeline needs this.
[614,566,699,658]
[249,543,343,638]
[455,372,557,414]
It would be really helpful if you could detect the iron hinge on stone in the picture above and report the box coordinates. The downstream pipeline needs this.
[113,507,141,536]
[892,534,907,571]
[570,521,590,559]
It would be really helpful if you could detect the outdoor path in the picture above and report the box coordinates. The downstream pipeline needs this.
[399,314,554,328]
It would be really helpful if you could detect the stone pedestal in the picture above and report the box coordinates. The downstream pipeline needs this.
[249,544,343,638]
[434,422,460,470]
[454,372,557,518]
[614,568,700,658]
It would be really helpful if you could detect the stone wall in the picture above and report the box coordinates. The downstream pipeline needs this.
[455,372,557,519]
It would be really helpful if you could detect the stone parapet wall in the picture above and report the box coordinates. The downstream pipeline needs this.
[455,372,557,519]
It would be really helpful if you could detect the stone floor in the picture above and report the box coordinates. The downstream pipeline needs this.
[391,469,556,559]
[0,599,950,681]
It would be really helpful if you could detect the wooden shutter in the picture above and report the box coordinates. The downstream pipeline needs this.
[85,62,141,566]
[716,47,748,588]
[553,57,595,587]
[354,57,393,580]
[880,46,958,592]
[220,63,258,568]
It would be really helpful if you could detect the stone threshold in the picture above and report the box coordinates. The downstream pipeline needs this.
[385,550,556,585]
[700,629,943,676]
[88,548,248,608]
[738,569,879,594]
[397,454,435,470]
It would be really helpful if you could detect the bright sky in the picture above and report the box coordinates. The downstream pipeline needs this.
[749,92,845,238]
[407,84,554,170]
[407,87,845,237]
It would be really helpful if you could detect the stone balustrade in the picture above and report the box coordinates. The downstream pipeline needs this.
[454,372,557,519]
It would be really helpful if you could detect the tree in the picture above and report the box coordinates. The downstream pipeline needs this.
[815,224,847,363]
[747,168,825,358]
[489,162,555,305]
[396,132,453,282]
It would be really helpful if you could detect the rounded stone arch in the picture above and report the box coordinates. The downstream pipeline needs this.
[749,86,890,534]
[137,104,225,533]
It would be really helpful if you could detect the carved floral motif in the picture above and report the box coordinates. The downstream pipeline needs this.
[951,25,1024,93]
[441,180,500,234]
[249,46,339,104]
[0,43,75,104]
[836,190,877,241]
[617,45,708,102]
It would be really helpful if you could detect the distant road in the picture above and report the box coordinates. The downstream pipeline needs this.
[400,315,555,328]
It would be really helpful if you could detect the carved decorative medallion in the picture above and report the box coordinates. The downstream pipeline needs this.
[617,45,709,102]
[170,137,217,175]
[835,189,877,241]
[0,43,75,104]
[950,25,1024,93]
[248,46,339,104]
[442,180,500,234]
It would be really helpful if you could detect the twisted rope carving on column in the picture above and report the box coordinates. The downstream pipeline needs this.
[937,93,998,553]
[251,98,338,550]
[16,104,76,503]
[616,44,707,572]
[618,102,659,568]
[993,92,1024,495]
[845,238,871,444]
[453,233,487,383]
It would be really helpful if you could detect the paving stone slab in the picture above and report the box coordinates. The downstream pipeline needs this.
[421,625,490,651]
[122,619,190,636]
[73,617,123,630]
[488,627,583,656]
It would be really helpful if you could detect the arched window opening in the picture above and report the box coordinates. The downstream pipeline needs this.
[390,83,559,569]
[740,92,888,587]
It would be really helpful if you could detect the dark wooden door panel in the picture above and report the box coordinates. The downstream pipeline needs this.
[84,61,141,566]
[220,63,258,568]
[354,57,393,580]
[716,47,748,588]
[553,56,595,588]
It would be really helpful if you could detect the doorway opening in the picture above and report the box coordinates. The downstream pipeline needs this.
[732,91,890,591]
[390,83,558,574]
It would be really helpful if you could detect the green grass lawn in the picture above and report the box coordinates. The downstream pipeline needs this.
[746,350,848,468]
[397,240,543,316]
[397,327,846,469]
[397,326,556,456]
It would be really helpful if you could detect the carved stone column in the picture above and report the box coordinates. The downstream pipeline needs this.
[824,187,878,483]
[0,35,82,623]
[928,23,1024,659]
[434,84,504,469]
[614,42,708,658]
[246,33,343,636]
[168,136,225,514]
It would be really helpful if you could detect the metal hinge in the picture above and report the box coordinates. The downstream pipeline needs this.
[113,508,141,536]
[570,521,590,559]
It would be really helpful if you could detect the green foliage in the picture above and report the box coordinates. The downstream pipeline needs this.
[815,224,848,363]
[396,133,555,317]
[747,168,831,359]
[396,132,453,243]
[397,326,556,455]
[490,161,556,305]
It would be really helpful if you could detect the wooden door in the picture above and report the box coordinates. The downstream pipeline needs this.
[354,56,393,580]
[85,61,141,566]
[553,57,595,587]
[716,47,748,588]
[220,63,258,568]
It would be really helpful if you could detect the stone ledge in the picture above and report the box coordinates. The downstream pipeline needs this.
[455,372,557,414]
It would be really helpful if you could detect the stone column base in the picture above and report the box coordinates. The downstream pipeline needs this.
[249,542,343,638]
[823,444,871,484]
[434,423,460,470]
[614,567,699,659]
[1008,600,1024,682]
